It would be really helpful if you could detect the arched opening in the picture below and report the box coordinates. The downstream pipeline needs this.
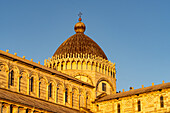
[117,104,120,113]
[48,83,53,98]
[160,96,164,108]
[96,63,99,72]
[79,92,85,108]
[98,64,101,72]
[72,61,76,69]
[138,100,141,111]
[61,61,65,70]
[66,61,71,69]
[9,70,14,86]
[87,61,91,70]
[65,88,68,103]
[108,68,110,76]
[57,84,63,104]
[30,77,34,93]
[19,71,28,94]
[56,62,60,71]
[92,62,95,71]
[39,78,47,100]
[77,61,81,70]
[19,76,22,92]
[0,63,8,88]
[82,61,86,70]
[102,83,106,92]
[72,89,78,109]
[102,66,105,74]
[113,71,115,78]
[105,68,107,75]
[96,78,114,95]
[56,88,59,103]
[53,63,56,69]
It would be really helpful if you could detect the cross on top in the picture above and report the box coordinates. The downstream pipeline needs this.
[78,12,82,18]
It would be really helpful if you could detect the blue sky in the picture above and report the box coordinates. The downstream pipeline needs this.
[0,0,170,92]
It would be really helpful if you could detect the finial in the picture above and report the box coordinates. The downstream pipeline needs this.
[78,12,82,21]
[74,12,86,33]
[162,80,165,84]
[152,83,154,86]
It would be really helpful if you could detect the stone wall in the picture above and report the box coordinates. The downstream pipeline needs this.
[94,87,170,113]
[0,52,93,110]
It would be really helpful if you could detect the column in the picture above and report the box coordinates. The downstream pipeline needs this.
[19,107,27,113]
[13,105,19,113]
[3,103,10,113]
[0,102,2,113]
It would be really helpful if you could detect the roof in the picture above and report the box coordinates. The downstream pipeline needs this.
[0,50,94,88]
[0,88,80,113]
[53,33,108,60]
[95,82,170,102]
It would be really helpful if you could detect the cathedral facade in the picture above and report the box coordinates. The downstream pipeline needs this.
[0,16,169,113]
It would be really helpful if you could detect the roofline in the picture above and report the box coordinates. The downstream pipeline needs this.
[0,50,95,88]
[94,82,170,103]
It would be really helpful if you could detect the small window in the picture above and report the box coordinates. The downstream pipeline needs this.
[10,70,14,86]
[56,88,59,103]
[53,63,56,68]
[61,64,63,70]
[39,82,41,97]
[117,104,120,113]
[113,72,115,78]
[72,92,74,107]
[65,88,68,103]
[160,96,164,108]
[138,100,141,111]
[30,77,34,92]
[57,63,59,71]
[97,104,99,111]
[19,76,22,92]
[102,83,106,91]
[48,83,52,98]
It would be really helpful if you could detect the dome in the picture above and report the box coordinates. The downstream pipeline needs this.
[53,18,108,60]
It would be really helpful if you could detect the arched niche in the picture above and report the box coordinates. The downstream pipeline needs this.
[72,61,76,69]
[72,87,79,109]
[74,74,93,85]
[39,76,48,100]
[19,70,29,94]
[96,77,114,95]
[0,62,9,88]
[57,82,64,104]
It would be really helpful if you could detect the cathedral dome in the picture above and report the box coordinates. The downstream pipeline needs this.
[53,17,108,60]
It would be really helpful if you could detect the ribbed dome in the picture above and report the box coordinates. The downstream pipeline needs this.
[53,33,108,60]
